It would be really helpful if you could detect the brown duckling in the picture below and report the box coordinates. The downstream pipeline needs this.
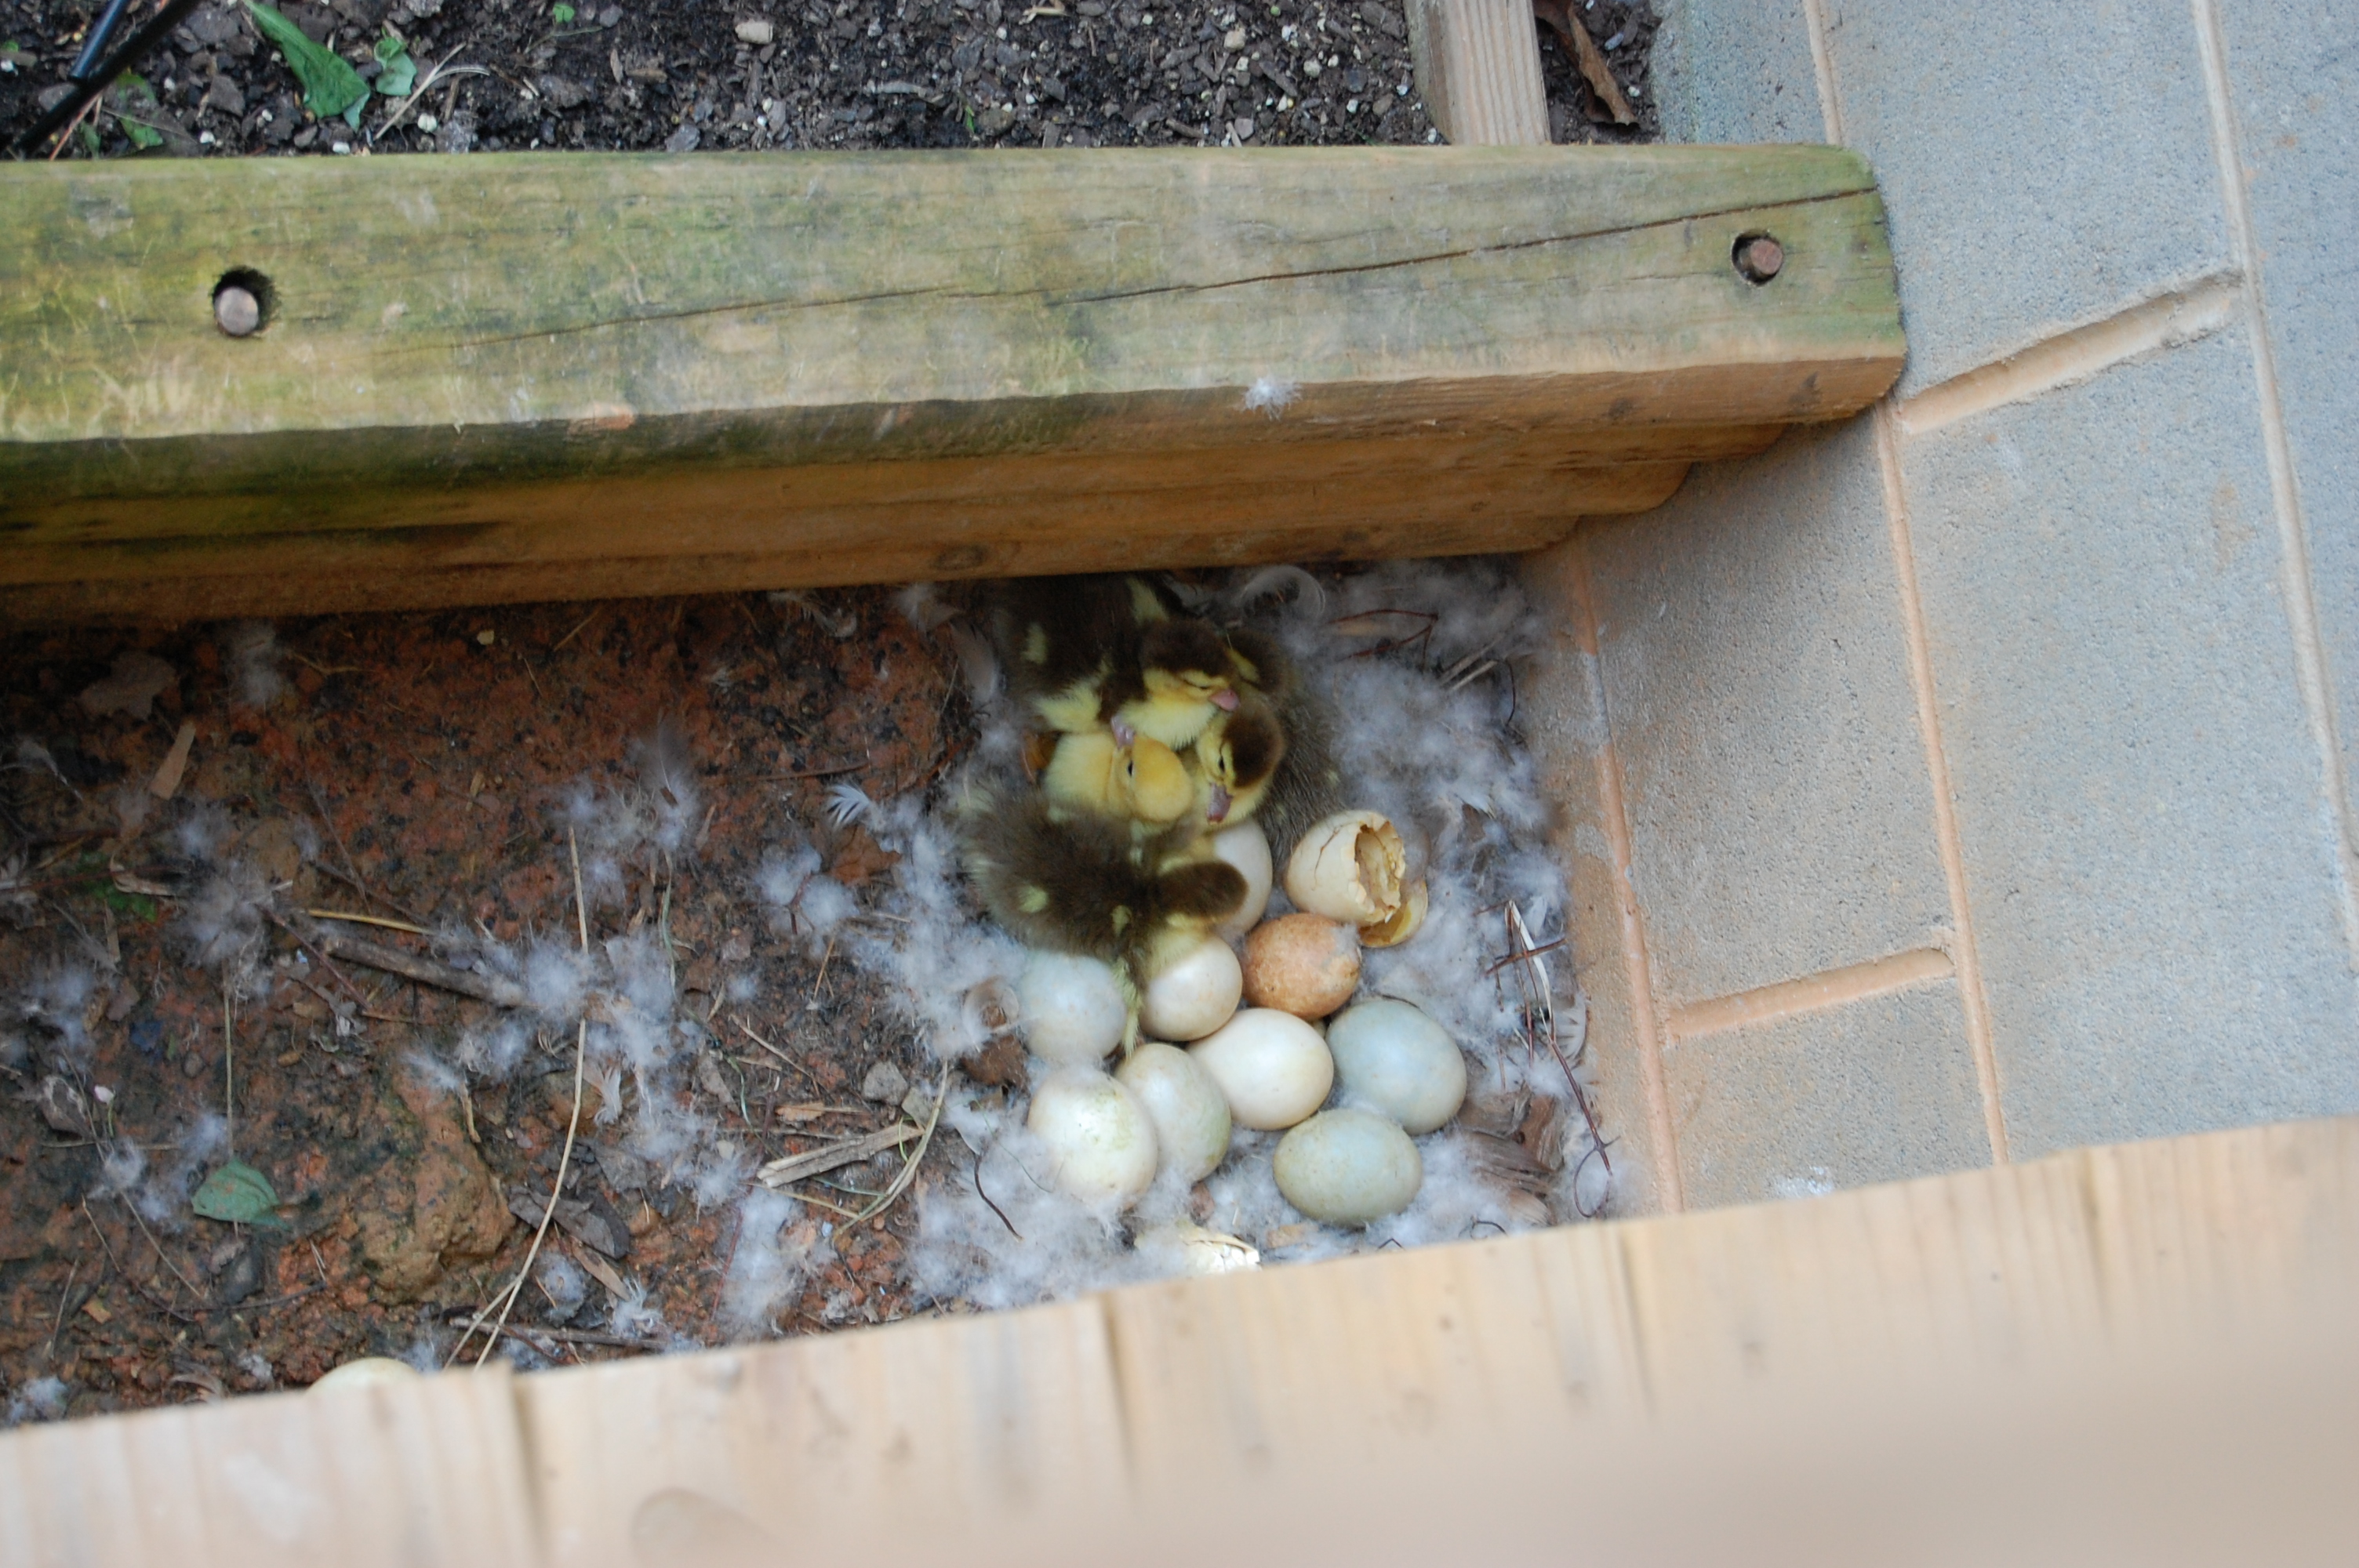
[1221,626,1343,858]
[959,782,1247,1018]
[989,574,1239,749]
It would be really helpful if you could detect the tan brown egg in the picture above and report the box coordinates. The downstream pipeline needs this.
[1240,913,1361,1019]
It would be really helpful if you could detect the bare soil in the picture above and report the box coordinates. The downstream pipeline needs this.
[2,0,1656,156]
[1,591,973,1418]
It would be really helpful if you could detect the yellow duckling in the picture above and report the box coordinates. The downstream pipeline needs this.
[1041,730,1195,826]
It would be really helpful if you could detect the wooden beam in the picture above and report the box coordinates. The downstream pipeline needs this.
[0,1117,2351,1562]
[0,147,1902,623]
[1405,0,1552,144]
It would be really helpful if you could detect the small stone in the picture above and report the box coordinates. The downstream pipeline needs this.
[734,18,774,44]
[1222,25,1245,48]
[663,122,700,152]
[861,1060,911,1105]
[1232,114,1255,140]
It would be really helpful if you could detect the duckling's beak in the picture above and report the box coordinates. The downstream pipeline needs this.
[1207,784,1233,822]
[1212,688,1239,712]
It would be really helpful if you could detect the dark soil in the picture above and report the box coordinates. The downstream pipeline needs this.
[2,0,1655,158]
[0,591,974,1419]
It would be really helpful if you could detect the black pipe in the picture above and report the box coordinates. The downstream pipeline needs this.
[11,0,209,157]
[69,0,139,82]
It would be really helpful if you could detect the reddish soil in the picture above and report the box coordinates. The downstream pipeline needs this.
[0,590,969,1419]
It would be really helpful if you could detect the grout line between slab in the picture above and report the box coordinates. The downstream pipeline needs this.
[1666,947,1954,1044]
[1564,528,1685,1212]
[2190,0,2359,977]
[1874,407,2011,1165]
[1894,275,2242,436]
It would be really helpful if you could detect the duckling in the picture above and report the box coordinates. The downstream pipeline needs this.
[988,575,1238,748]
[1041,730,1195,826]
[1221,626,1343,858]
[960,783,1247,1020]
[1190,696,1287,829]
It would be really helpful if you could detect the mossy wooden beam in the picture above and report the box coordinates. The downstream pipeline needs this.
[0,145,1903,622]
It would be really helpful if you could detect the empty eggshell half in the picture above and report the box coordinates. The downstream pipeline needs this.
[1283,811,1409,935]
[1210,821,1274,939]
[1138,935,1243,1041]
[1115,1041,1234,1184]
[1325,997,1467,1134]
[1027,1069,1158,1205]
[1241,913,1361,1019]
[1017,950,1128,1065]
[1188,1007,1335,1131]
[1274,1109,1423,1225]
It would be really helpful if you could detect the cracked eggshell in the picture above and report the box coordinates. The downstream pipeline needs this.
[1187,1007,1334,1131]
[1210,821,1274,938]
[1326,997,1467,1134]
[1017,951,1127,1066]
[1027,1069,1158,1205]
[1117,1041,1233,1183]
[1241,913,1361,1019]
[1274,1109,1422,1225]
[1138,935,1242,1042]
[1358,876,1428,948]
[1283,810,1408,934]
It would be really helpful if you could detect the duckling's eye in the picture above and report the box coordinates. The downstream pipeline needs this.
[1123,758,1137,779]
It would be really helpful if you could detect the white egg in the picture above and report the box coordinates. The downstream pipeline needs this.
[1187,1007,1334,1131]
[1116,1040,1234,1183]
[1017,950,1127,1065]
[1325,998,1468,1134]
[309,1356,423,1395]
[1138,935,1242,1041]
[1210,820,1274,938]
[1274,1108,1422,1225]
[1027,1069,1159,1205]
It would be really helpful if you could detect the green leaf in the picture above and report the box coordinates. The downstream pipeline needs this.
[552,3,576,21]
[118,71,156,103]
[376,49,416,98]
[120,115,163,150]
[192,1160,287,1227]
[246,1,368,121]
[76,121,100,153]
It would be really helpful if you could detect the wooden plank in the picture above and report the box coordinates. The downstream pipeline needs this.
[516,1298,1131,1568]
[0,1363,535,1567]
[1405,0,1553,145]
[18,1118,2339,1564]
[0,146,1902,622]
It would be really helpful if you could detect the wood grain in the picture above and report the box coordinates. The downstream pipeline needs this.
[1405,0,1553,144]
[0,146,1902,622]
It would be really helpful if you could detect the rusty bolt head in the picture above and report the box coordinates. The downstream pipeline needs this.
[213,285,261,337]
[1735,235,1785,285]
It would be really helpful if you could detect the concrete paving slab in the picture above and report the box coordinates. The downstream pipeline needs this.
[1583,419,1953,1008]
[1900,326,2359,1157]
[1652,0,1824,147]
[1819,0,2230,397]
[2216,0,2359,840]
[1667,978,1986,1207]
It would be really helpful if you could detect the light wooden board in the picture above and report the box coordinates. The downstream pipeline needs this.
[1407,0,1553,145]
[0,146,1902,623]
[11,1118,2343,1563]
[0,1359,534,1568]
